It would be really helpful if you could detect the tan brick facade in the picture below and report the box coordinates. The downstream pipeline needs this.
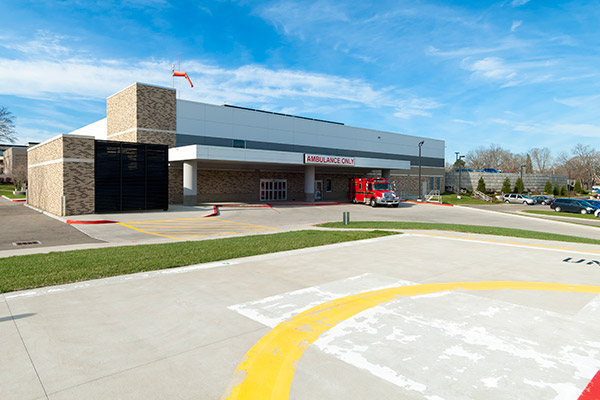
[389,166,446,198]
[173,169,364,204]
[169,166,183,204]
[27,135,95,216]
[107,83,176,147]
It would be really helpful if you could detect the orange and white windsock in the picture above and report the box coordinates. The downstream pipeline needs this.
[172,65,193,87]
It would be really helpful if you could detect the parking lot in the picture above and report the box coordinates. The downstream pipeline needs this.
[1,198,600,399]
[3,200,600,257]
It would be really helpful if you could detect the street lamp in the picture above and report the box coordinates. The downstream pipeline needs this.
[457,155,465,198]
[520,164,526,194]
[418,141,424,200]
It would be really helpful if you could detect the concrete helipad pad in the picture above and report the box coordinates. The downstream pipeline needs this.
[2,232,600,399]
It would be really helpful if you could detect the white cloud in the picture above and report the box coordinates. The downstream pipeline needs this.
[491,118,600,138]
[510,20,522,32]
[553,94,600,107]
[510,0,531,7]
[462,57,556,87]
[0,30,70,57]
[393,98,442,119]
[465,57,516,80]
[452,119,477,126]
[0,52,438,121]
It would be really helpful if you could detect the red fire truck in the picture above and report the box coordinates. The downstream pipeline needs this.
[348,177,400,207]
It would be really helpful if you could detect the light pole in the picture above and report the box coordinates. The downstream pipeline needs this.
[418,141,424,200]
[520,164,526,194]
[457,155,465,198]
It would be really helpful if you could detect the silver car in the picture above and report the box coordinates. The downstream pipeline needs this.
[503,193,535,205]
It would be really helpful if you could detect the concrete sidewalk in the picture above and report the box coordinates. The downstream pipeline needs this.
[2,233,599,399]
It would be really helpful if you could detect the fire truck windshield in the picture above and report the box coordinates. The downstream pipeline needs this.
[372,183,391,190]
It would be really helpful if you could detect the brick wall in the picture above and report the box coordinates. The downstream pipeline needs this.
[107,83,176,148]
[27,135,95,216]
[445,171,567,193]
[169,166,183,204]
[3,147,27,177]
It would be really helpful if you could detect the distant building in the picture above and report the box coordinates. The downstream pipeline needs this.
[0,144,31,183]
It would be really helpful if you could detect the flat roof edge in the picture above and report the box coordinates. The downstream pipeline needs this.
[27,134,96,152]
[107,82,176,99]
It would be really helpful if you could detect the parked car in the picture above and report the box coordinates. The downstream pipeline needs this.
[550,198,599,214]
[585,199,600,217]
[531,195,553,205]
[455,168,475,172]
[503,193,535,205]
[481,168,499,173]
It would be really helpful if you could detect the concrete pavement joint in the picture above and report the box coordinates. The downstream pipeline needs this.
[2,295,49,400]
[455,204,600,233]
[43,326,269,398]
[408,232,600,255]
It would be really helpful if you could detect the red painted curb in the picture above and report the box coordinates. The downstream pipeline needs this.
[405,200,454,207]
[66,219,118,224]
[268,201,349,206]
[203,205,219,218]
[217,204,272,208]
[579,370,600,399]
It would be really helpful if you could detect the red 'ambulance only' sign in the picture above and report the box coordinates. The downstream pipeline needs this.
[304,154,355,166]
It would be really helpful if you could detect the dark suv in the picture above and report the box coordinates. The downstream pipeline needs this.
[550,198,598,214]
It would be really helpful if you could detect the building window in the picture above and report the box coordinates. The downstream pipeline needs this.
[233,139,246,148]
[260,179,287,201]
[325,178,332,192]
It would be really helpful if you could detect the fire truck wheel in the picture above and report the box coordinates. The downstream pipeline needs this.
[352,197,357,204]
[370,198,377,207]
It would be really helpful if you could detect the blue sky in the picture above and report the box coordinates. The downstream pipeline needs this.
[1,0,599,162]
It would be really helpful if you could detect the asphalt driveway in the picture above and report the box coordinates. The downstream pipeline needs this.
[0,200,102,251]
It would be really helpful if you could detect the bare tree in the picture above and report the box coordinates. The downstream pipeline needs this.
[12,164,27,191]
[0,106,17,143]
[554,144,600,189]
[466,144,514,171]
[529,147,552,173]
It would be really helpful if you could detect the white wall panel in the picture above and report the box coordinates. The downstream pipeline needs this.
[176,99,445,160]
[204,120,233,138]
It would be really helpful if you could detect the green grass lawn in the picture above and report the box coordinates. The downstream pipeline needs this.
[441,193,497,205]
[522,209,600,220]
[0,183,25,199]
[0,229,397,294]
[318,221,600,245]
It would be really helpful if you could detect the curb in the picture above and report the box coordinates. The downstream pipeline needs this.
[1,195,26,203]
[66,219,118,225]
[267,201,350,206]
[203,205,220,218]
[405,200,454,207]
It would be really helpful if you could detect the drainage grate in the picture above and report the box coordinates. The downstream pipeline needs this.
[13,240,41,246]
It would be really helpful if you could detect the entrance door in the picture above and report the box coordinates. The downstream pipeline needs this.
[315,180,323,200]
[260,179,287,201]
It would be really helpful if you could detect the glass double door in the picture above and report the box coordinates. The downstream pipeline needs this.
[260,179,287,201]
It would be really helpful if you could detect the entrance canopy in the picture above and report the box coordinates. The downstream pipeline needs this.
[169,145,411,170]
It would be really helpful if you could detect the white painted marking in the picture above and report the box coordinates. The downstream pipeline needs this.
[230,274,600,398]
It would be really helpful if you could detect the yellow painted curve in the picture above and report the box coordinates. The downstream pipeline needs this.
[222,281,600,400]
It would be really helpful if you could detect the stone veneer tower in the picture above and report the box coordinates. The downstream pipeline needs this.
[107,83,177,148]
[27,83,177,216]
